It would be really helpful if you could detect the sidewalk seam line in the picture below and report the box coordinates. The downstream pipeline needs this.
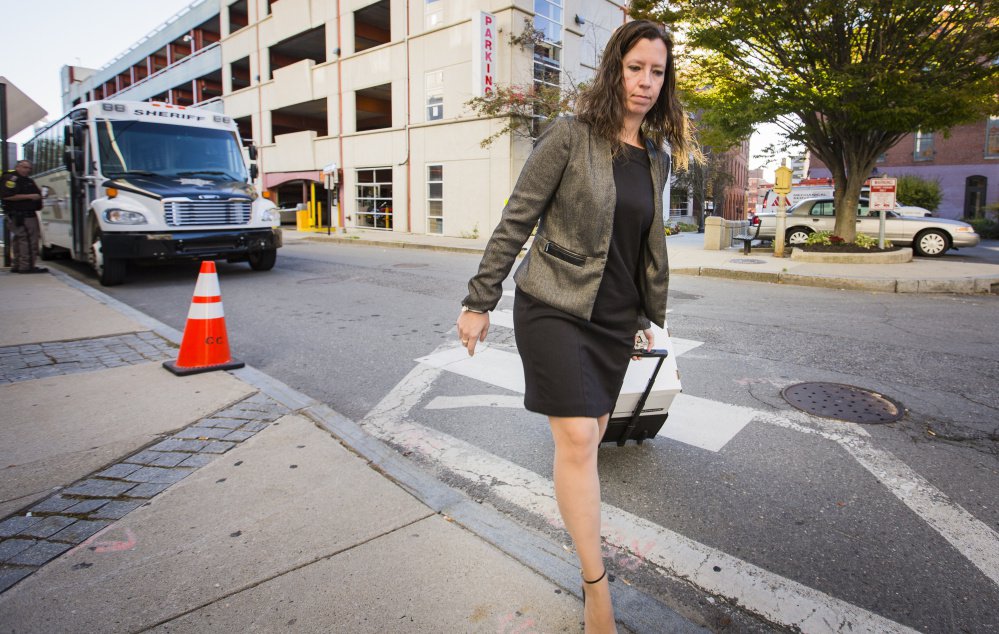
[130,513,435,634]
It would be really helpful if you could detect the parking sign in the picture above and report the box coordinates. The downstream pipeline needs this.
[869,178,897,211]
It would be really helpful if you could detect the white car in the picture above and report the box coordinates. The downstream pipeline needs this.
[894,203,934,217]
[753,197,979,257]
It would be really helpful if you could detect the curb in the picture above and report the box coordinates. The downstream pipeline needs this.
[673,266,999,294]
[790,247,914,264]
[300,234,486,256]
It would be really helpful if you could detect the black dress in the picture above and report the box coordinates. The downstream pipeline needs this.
[514,143,655,417]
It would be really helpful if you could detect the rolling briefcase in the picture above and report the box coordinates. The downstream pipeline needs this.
[601,323,682,446]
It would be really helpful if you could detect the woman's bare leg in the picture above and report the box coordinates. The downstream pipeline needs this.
[550,414,616,633]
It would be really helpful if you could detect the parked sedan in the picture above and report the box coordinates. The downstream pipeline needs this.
[753,197,979,257]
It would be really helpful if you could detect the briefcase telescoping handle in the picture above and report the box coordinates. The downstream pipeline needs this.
[619,349,669,446]
[634,348,669,358]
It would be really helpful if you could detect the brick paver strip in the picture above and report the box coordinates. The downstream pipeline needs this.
[151,438,208,452]
[0,567,34,593]
[63,479,136,498]
[0,516,44,538]
[173,427,233,440]
[49,520,112,544]
[124,449,172,465]
[223,430,256,442]
[198,417,247,430]
[29,496,77,514]
[124,483,173,499]
[64,499,109,515]
[241,421,269,433]
[89,500,145,520]
[199,441,237,454]
[124,466,193,485]
[0,334,175,383]
[148,452,193,468]
[0,539,36,563]
[19,516,76,539]
[8,540,73,566]
[96,463,143,479]
[177,454,215,469]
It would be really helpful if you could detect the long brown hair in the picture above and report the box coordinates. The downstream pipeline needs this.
[576,20,692,168]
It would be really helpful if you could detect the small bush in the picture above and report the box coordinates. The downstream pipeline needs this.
[968,218,999,239]
[893,174,942,211]
[805,231,834,246]
[666,222,698,236]
[854,234,878,249]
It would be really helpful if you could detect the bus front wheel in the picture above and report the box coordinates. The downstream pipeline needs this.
[90,228,126,286]
[247,248,277,271]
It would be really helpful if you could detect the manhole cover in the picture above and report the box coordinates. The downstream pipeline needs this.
[781,382,904,424]
[728,258,766,264]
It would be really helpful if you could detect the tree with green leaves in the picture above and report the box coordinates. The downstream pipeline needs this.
[633,0,999,240]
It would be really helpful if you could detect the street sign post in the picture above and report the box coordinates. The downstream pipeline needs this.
[773,165,793,257]
[869,177,897,249]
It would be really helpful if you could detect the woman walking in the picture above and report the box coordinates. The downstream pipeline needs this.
[457,20,692,632]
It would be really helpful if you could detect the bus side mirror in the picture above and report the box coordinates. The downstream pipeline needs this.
[247,144,258,160]
[249,164,258,180]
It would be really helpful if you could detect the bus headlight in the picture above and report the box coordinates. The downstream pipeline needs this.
[260,208,278,223]
[104,209,148,224]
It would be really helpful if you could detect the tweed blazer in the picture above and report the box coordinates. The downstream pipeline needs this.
[463,116,671,329]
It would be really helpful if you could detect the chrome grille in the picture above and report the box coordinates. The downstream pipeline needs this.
[163,200,252,226]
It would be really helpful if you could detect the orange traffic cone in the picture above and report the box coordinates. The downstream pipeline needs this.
[163,261,245,376]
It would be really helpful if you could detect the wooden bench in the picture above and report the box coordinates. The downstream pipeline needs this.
[733,222,764,254]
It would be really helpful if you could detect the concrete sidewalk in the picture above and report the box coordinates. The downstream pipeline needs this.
[0,270,704,633]
[285,227,999,294]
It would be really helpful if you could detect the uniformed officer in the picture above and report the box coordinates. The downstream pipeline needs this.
[1,160,47,274]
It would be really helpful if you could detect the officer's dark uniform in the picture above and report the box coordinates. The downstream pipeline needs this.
[1,168,45,273]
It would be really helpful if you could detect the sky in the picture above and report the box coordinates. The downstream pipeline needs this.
[3,0,194,143]
[3,0,782,177]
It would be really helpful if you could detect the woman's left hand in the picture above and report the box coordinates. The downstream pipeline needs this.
[632,328,655,360]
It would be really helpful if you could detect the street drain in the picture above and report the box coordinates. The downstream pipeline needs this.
[781,382,905,424]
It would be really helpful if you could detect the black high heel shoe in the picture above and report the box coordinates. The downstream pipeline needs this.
[581,568,607,606]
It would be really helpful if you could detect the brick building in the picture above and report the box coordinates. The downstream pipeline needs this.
[808,118,999,220]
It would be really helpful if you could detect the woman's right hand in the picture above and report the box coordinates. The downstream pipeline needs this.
[457,310,490,356]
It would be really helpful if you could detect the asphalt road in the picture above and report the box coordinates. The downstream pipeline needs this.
[52,240,999,633]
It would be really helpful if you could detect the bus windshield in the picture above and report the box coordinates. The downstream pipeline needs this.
[96,119,248,182]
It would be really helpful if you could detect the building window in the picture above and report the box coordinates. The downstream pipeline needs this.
[355,0,391,53]
[533,0,563,89]
[231,56,251,91]
[425,0,443,29]
[228,0,249,34]
[914,130,934,161]
[669,187,689,217]
[986,116,999,159]
[427,165,443,234]
[356,167,393,229]
[356,83,392,132]
[426,71,443,121]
